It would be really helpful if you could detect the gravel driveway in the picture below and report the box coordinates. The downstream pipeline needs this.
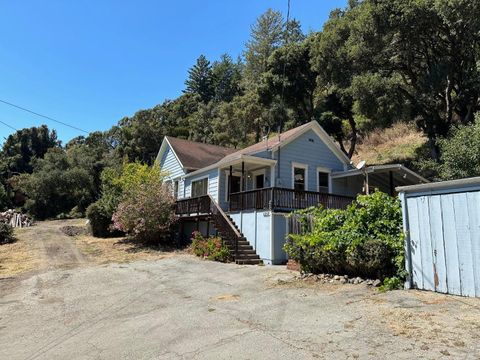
[1,254,480,359]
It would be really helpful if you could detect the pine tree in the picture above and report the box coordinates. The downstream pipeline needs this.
[184,55,214,103]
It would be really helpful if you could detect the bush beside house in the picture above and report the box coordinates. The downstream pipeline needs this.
[87,162,176,243]
[284,192,405,283]
[190,231,232,262]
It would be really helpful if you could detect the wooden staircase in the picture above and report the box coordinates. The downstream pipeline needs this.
[176,195,262,265]
[223,215,262,265]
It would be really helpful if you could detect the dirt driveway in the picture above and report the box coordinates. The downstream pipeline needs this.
[1,222,480,359]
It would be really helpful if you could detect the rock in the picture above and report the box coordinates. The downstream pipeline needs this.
[373,279,382,287]
[334,275,341,280]
[344,275,349,280]
[366,280,373,286]
[339,278,347,284]
[356,277,363,284]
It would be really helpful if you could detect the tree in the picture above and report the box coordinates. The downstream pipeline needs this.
[340,0,480,159]
[184,55,214,103]
[244,9,285,87]
[259,39,317,127]
[1,125,60,174]
[212,54,243,102]
[16,148,95,219]
[427,114,480,180]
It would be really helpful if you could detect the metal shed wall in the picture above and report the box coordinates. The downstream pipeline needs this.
[399,178,480,297]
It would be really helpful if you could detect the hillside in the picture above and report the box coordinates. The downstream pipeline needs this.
[352,123,427,167]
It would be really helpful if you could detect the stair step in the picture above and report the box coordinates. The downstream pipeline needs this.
[235,253,260,259]
[236,259,263,265]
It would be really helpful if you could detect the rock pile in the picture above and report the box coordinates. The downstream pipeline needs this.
[0,210,33,228]
[296,273,382,287]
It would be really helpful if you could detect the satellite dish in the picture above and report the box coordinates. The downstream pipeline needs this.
[356,160,366,170]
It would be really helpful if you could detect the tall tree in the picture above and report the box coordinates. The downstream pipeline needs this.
[184,55,214,103]
[1,125,60,174]
[212,54,243,102]
[244,9,285,87]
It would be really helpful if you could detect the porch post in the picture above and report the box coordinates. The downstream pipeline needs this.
[241,161,245,191]
[228,165,233,201]
[389,171,394,196]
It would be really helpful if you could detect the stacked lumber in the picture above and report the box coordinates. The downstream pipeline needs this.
[0,210,33,228]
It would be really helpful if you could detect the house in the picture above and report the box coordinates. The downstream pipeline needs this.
[157,120,428,265]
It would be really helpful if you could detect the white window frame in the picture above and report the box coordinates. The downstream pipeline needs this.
[316,166,332,194]
[291,162,308,191]
[251,168,266,190]
[190,175,209,198]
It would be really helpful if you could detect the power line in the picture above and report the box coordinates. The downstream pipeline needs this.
[0,119,17,132]
[0,99,90,134]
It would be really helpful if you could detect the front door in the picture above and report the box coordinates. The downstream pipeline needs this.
[255,174,264,189]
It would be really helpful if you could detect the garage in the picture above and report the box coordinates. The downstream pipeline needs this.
[398,177,480,297]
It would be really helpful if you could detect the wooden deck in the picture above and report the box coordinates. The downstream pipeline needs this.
[229,187,354,212]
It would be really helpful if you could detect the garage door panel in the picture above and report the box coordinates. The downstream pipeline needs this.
[466,192,480,297]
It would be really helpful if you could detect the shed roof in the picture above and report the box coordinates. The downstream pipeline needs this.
[397,176,480,194]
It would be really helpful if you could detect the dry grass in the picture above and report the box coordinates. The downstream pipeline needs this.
[0,229,41,278]
[75,234,185,264]
[352,122,426,166]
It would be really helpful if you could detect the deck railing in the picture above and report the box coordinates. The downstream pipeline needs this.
[175,195,211,215]
[229,187,354,212]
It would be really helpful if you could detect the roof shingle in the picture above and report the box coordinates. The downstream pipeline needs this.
[166,136,236,170]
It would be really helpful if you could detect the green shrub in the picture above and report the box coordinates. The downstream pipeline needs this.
[86,201,115,238]
[379,276,403,292]
[0,223,15,244]
[284,191,405,280]
[190,231,232,262]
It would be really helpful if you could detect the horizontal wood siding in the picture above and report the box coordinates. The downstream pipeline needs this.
[184,168,220,202]
[275,129,345,191]
[159,145,185,181]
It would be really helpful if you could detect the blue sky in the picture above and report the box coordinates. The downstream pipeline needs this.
[0,0,347,143]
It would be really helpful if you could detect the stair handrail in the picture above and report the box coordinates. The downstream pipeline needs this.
[208,195,241,258]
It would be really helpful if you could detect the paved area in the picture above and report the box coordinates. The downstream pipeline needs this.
[1,254,480,359]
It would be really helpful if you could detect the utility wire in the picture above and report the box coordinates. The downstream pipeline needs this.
[0,98,90,134]
[0,119,17,132]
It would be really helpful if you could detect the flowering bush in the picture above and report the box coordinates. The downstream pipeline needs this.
[190,231,232,262]
[112,181,176,243]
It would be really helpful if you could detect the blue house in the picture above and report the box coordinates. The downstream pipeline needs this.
[157,121,427,265]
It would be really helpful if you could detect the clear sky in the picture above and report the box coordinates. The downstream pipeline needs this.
[0,0,347,143]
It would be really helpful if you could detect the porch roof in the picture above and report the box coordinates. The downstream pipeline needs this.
[331,164,429,186]
[183,154,276,178]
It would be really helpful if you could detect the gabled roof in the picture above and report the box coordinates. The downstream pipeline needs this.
[160,136,235,171]
[157,121,352,177]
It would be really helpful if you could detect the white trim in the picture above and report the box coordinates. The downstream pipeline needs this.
[184,154,276,179]
[190,175,209,198]
[291,162,309,191]
[156,136,186,172]
[316,166,332,194]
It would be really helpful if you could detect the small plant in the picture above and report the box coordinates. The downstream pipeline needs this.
[190,231,232,263]
[0,223,15,245]
[379,277,403,292]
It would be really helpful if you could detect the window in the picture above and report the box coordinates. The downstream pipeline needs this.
[292,164,307,191]
[318,172,329,193]
[191,178,208,198]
